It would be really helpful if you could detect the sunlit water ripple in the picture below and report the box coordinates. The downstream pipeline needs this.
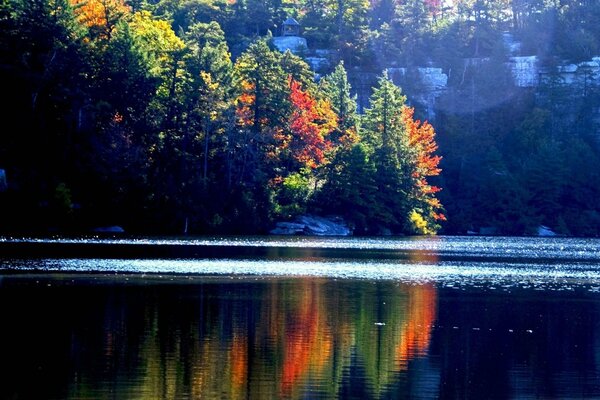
[2,236,600,291]
[2,235,599,258]
[2,236,600,399]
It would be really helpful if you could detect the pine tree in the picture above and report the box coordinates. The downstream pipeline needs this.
[233,39,288,136]
[361,72,411,231]
[319,61,358,137]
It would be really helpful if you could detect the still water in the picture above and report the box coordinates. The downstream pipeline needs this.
[1,236,600,399]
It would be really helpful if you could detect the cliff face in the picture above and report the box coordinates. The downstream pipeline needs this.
[274,30,600,136]
[272,36,308,54]
[387,67,448,119]
[347,54,600,136]
[508,56,539,87]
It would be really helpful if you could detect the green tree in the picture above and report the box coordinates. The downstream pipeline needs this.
[0,0,90,229]
[184,21,233,182]
[393,0,430,64]
[234,39,287,137]
[280,50,315,91]
[319,61,358,136]
[318,143,378,233]
[361,72,412,232]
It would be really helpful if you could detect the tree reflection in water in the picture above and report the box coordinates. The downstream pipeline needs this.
[3,274,598,399]
[63,278,438,399]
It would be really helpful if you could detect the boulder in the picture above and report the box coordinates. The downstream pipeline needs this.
[269,222,306,235]
[537,225,557,237]
[270,215,351,236]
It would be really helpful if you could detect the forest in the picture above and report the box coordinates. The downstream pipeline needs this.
[0,0,599,236]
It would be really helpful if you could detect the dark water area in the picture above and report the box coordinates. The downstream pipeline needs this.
[1,236,600,399]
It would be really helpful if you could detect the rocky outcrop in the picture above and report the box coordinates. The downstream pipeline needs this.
[537,225,557,237]
[272,36,307,54]
[306,56,330,72]
[502,32,522,56]
[270,215,351,236]
[508,56,539,87]
[552,58,600,85]
[387,67,448,119]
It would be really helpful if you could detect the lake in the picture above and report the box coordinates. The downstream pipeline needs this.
[1,236,600,399]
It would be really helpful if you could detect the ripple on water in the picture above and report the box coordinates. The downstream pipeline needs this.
[2,236,600,292]
[3,256,600,292]
[1,235,599,259]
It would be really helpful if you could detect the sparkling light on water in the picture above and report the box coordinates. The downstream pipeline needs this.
[2,235,600,291]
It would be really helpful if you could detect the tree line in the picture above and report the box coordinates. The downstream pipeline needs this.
[0,0,443,234]
[2,0,600,236]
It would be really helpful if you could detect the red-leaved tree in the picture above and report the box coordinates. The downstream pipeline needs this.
[402,106,446,227]
[288,78,337,169]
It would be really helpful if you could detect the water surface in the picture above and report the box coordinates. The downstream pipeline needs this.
[1,236,599,399]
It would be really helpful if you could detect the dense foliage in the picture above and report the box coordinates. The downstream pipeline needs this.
[1,0,599,235]
[0,0,444,234]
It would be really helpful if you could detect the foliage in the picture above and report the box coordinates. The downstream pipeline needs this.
[71,0,131,40]
[2,0,600,236]
[288,78,336,169]
[319,62,359,138]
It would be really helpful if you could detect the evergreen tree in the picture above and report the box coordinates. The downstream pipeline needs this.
[319,61,358,136]
[280,50,315,92]
[318,143,379,233]
[234,39,287,137]
[361,72,412,231]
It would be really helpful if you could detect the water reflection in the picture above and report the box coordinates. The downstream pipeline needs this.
[1,275,599,399]
[0,276,437,399]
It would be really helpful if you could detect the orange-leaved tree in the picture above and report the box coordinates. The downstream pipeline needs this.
[70,0,130,40]
[402,105,445,233]
[288,78,337,169]
[268,78,339,218]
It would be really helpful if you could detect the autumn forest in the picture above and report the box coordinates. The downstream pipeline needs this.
[1,0,600,235]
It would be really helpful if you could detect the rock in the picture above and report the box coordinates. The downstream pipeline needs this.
[386,67,448,93]
[0,169,6,192]
[305,56,329,72]
[269,222,306,235]
[508,56,539,87]
[314,49,336,58]
[298,215,351,236]
[272,36,307,55]
[93,226,125,233]
[386,67,448,119]
[502,31,521,56]
[270,215,351,236]
[537,225,557,237]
